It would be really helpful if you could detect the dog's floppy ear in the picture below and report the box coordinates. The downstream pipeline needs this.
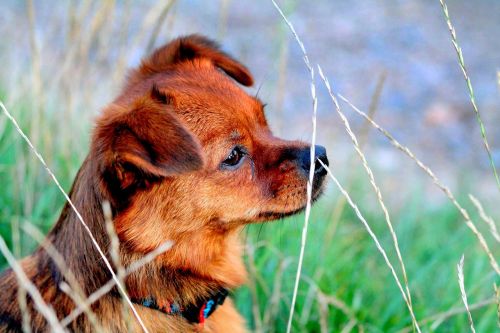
[93,85,203,193]
[132,34,253,87]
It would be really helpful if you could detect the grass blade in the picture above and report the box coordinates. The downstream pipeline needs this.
[469,195,500,243]
[318,160,421,332]
[438,0,500,191]
[0,235,65,332]
[317,65,418,332]
[270,1,318,332]
[338,94,500,275]
[457,255,477,333]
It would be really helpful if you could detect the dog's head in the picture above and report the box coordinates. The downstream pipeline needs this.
[91,35,328,252]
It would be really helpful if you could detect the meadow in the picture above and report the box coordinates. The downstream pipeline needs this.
[0,0,499,332]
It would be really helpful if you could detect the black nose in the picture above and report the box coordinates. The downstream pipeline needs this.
[299,145,329,177]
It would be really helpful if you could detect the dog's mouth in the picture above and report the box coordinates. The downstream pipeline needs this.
[257,206,306,220]
[255,185,324,222]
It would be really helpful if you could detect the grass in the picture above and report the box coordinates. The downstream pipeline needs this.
[2,99,497,331]
[1,0,499,332]
[270,2,319,330]
[438,0,500,192]
[236,190,498,332]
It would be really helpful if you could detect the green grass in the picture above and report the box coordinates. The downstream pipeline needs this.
[0,94,87,259]
[235,190,498,332]
[1,99,497,332]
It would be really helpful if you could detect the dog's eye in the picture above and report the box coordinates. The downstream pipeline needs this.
[221,146,246,169]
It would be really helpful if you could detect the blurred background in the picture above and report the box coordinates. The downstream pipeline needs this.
[0,0,499,332]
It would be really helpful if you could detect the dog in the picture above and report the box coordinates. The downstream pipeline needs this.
[0,35,328,332]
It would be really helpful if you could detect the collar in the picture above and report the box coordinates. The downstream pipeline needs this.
[131,288,228,325]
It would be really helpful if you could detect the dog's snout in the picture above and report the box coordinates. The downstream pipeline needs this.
[314,145,329,176]
[299,145,329,177]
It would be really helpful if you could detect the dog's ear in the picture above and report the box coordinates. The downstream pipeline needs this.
[93,86,203,193]
[132,34,253,87]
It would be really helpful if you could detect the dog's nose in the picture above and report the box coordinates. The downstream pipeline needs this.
[299,145,329,177]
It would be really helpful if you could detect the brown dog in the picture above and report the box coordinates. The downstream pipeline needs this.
[0,35,328,332]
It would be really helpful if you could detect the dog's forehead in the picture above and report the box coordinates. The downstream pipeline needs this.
[167,70,268,143]
[177,95,265,144]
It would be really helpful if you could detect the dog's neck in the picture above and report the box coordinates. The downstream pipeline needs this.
[40,156,247,310]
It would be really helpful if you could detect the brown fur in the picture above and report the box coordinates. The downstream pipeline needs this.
[0,35,327,332]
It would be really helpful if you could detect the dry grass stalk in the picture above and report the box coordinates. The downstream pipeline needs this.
[364,71,387,139]
[217,0,231,38]
[11,218,21,259]
[317,66,418,330]
[316,291,363,333]
[245,244,263,333]
[316,293,329,333]
[263,257,292,331]
[457,255,476,333]
[495,283,500,327]
[318,160,422,333]
[95,4,120,65]
[0,100,150,333]
[323,71,386,243]
[438,0,500,191]
[270,1,318,332]
[104,199,135,331]
[299,272,321,325]
[112,1,178,83]
[59,282,101,331]
[469,194,500,243]
[61,240,173,327]
[49,1,93,91]
[102,200,132,330]
[274,31,290,136]
[78,0,115,69]
[338,94,500,275]
[112,1,133,84]
[25,0,45,217]
[340,319,357,333]
[26,0,44,146]
[396,297,495,333]
[244,242,275,297]
[0,235,65,332]
[145,0,177,53]
[17,281,32,333]
[307,277,365,333]
[22,224,84,300]
[21,223,103,331]
[301,72,387,324]
[320,295,355,324]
